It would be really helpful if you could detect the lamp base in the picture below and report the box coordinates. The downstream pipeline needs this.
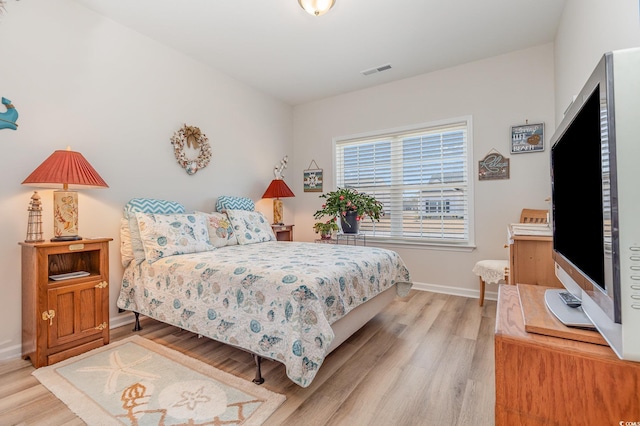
[53,189,79,241]
[50,235,82,242]
[273,198,284,225]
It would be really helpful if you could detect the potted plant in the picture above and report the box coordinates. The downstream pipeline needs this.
[313,187,383,234]
[313,219,339,240]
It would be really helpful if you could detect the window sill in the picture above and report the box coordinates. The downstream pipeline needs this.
[365,237,476,252]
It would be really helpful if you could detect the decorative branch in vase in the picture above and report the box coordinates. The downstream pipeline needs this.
[313,187,383,234]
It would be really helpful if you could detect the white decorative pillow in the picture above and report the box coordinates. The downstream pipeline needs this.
[120,218,135,268]
[197,212,238,247]
[135,212,214,263]
[226,210,276,245]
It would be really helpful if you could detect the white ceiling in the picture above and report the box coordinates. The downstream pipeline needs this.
[73,0,566,106]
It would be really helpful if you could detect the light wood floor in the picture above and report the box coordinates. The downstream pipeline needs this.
[0,290,497,425]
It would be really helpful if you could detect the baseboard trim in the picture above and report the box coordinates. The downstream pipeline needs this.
[0,312,137,362]
[0,342,22,363]
[411,281,498,303]
[110,311,136,329]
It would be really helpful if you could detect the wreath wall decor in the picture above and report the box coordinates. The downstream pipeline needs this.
[170,124,212,175]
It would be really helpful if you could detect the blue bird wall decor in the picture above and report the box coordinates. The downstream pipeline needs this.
[0,97,19,130]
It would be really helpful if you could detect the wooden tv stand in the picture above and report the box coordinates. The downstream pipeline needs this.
[495,284,640,425]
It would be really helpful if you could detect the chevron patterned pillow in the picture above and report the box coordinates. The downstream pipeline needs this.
[215,196,255,212]
[123,198,186,219]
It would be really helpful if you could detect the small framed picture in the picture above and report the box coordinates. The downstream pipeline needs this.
[511,123,544,154]
[303,160,323,192]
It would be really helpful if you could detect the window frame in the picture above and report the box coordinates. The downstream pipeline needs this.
[332,116,475,249]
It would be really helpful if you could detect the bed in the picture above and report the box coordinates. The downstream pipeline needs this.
[116,197,412,387]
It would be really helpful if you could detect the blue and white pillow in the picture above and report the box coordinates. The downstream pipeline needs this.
[135,212,214,263]
[123,198,186,266]
[226,210,276,245]
[124,198,186,219]
[216,196,255,212]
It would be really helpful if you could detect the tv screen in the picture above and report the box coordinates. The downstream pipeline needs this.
[551,86,605,291]
[551,48,640,361]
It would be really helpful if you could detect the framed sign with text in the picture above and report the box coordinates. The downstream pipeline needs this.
[479,150,509,180]
[511,123,544,154]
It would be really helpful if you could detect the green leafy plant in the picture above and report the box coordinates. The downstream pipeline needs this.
[313,219,339,238]
[313,187,384,226]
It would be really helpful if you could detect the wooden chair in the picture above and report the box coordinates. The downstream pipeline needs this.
[520,208,548,224]
[473,208,548,306]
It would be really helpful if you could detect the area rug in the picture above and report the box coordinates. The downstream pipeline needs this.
[32,335,285,425]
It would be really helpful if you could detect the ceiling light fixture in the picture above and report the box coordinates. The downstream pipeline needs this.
[298,0,335,16]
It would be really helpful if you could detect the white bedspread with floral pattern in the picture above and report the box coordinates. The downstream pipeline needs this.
[117,241,411,387]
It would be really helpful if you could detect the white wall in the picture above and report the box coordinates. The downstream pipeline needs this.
[4,0,638,362]
[0,0,292,359]
[554,0,640,123]
[291,44,556,296]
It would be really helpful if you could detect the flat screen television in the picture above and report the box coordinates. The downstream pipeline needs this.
[550,48,640,361]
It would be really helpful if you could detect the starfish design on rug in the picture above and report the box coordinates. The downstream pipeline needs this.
[173,385,211,411]
[77,350,160,394]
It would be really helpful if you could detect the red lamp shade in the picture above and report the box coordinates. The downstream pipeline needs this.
[262,179,294,225]
[261,179,295,199]
[22,148,108,241]
[22,149,109,189]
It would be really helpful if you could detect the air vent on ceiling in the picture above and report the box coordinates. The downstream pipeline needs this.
[361,63,392,76]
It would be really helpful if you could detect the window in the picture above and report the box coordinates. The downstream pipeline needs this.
[334,117,473,246]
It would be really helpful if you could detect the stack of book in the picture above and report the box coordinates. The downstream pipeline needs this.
[509,223,552,236]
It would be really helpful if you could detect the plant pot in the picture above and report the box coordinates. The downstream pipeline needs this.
[320,233,332,240]
[341,211,360,234]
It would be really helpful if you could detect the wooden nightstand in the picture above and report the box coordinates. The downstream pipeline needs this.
[271,224,294,241]
[20,238,112,368]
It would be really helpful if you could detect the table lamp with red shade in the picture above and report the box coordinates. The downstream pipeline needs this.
[262,178,295,225]
[22,147,108,241]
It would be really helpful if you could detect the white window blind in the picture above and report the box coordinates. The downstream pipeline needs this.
[335,118,472,244]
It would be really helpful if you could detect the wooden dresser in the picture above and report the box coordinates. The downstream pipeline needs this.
[495,284,640,424]
[20,238,112,368]
[508,225,562,287]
